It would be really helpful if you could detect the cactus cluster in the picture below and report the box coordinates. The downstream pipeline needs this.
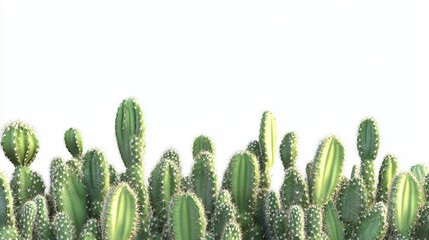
[0,97,428,240]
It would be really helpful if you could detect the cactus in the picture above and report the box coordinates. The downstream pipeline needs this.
[337,175,368,225]
[225,151,260,229]
[50,157,88,233]
[279,132,298,170]
[411,164,428,204]
[54,212,75,240]
[389,173,421,238]
[34,195,53,240]
[376,154,398,203]
[108,164,119,185]
[101,183,138,240]
[357,118,380,205]
[306,205,324,240]
[191,151,218,218]
[355,202,388,240]
[0,172,18,239]
[324,200,345,240]
[162,148,181,173]
[312,136,345,206]
[149,157,182,235]
[83,149,110,218]
[289,205,305,240]
[115,98,145,168]
[259,111,277,173]
[79,219,98,240]
[221,221,242,240]
[64,128,83,158]
[414,205,429,239]
[169,193,207,240]
[1,121,39,167]
[192,135,215,158]
[17,200,37,240]
[280,167,309,209]
[264,191,287,239]
[212,190,238,240]
[10,166,45,209]
[125,164,151,239]
[246,140,261,165]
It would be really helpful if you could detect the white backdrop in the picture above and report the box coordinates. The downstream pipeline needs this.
[1,1,429,191]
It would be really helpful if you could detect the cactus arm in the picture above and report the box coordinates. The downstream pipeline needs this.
[11,166,45,208]
[355,202,388,240]
[264,191,287,239]
[64,128,83,158]
[306,205,324,240]
[312,136,345,206]
[34,195,53,240]
[17,200,37,240]
[337,176,368,225]
[289,205,305,240]
[192,135,215,158]
[376,155,398,203]
[280,167,309,209]
[220,222,242,240]
[79,219,98,240]
[162,148,182,172]
[259,111,277,173]
[212,190,237,240]
[108,164,119,185]
[101,183,138,240]
[324,200,345,240]
[0,172,16,229]
[54,212,75,240]
[414,205,429,239]
[279,132,298,170]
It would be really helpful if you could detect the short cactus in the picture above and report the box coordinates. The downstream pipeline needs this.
[0,172,17,239]
[306,205,324,240]
[169,193,207,240]
[10,166,45,209]
[64,128,83,158]
[337,175,368,225]
[324,200,345,240]
[355,202,388,240]
[34,195,53,240]
[54,212,75,240]
[221,221,242,240]
[264,191,287,239]
[192,135,215,158]
[212,190,238,240]
[17,200,37,240]
[289,205,306,240]
[79,219,98,240]
[376,154,398,203]
[279,132,298,170]
[280,167,309,209]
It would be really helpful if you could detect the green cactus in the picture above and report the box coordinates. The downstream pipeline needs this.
[1,121,39,167]
[289,205,305,240]
[162,148,181,173]
[376,154,398,203]
[264,191,287,239]
[259,111,277,173]
[312,136,345,206]
[279,132,298,170]
[355,202,388,240]
[280,167,309,209]
[389,173,421,238]
[34,195,53,240]
[115,98,145,168]
[357,118,380,205]
[83,149,110,218]
[101,183,138,240]
[169,193,207,240]
[17,200,37,240]
[414,205,429,239]
[0,172,18,239]
[191,151,218,218]
[108,164,119,185]
[306,205,324,240]
[125,164,151,239]
[246,140,261,165]
[411,164,428,204]
[324,200,345,240]
[193,135,215,158]
[149,158,182,235]
[212,190,238,240]
[10,166,45,209]
[64,128,83,158]
[79,219,98,240]
[54,212,75,240]
[50,157,88,233]
[225,151,260,229]
[337,175,368,225]
[221,221,242,240]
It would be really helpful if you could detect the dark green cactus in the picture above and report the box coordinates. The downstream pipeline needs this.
[312,136,345,206]
[101,183,138,240]
[191,151,218,218]
[212,190,238,240]
[54,212,75,240]
[414,205,429,239]
[337,175,368,225]
[306,205,324,240]
[83,149,110,218]
[280,167,309,209]
[10,166,45,209]
[34,195,53,240]
[279,132,298,170]
[225,151,260,229]
[50,157,88,233]
[162,148,181,172]
[149,158,182,235]
[221,221,242,240]
[79,219,98,240]
[169,193,207,240]
[108,164,119,185]
[1,121,39,167]
[289,205,305,240]
[17,200,36,240]
[193,135,215,158]
[64,128,83,158]
[264,191,287,239]
[324,200,345,240]
[355,202,388,240]
[0,172,18,239]
[376,154,398,203]
[246,140,261,166]
[357,118,380,205]
[389,173,421,238]
[115,97,145,168]
[411,164,428,204]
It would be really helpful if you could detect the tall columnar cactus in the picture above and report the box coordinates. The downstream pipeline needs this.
[376,154,398,203]
[289,205,305,240]
[225,151,260,229]
[193,135,215,158]
[388,173,421,239]
[221,222,242,240]
[149,158,182,235]
[169,193,207,240]
[115,97,145,168]
[17,200,37,240]
[34,195,53,240]
[212,190,238,240]
[354,202,388,240]
[101,183,138,240]
[64,128,83,158]
[54,212,75,240]
[306,205,324,240]
[83,149,110,218]
[337,175,368,225]
[50,157,88,233]
[79,219,98,240]
[357,118,380,205]
[279,132,298,170]
[280,167,309,209]
[324,200,345,240]
[191,151,218,218]
[0,172,18,239]
[264,191,287,239]
[311,136,345,206]
[125,164,151,239]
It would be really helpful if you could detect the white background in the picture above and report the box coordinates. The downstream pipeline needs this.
[1,1,428,191]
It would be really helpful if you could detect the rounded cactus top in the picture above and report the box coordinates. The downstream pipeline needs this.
[1,121,39,167]
[64,128,83,158]
[357,118,380,162]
